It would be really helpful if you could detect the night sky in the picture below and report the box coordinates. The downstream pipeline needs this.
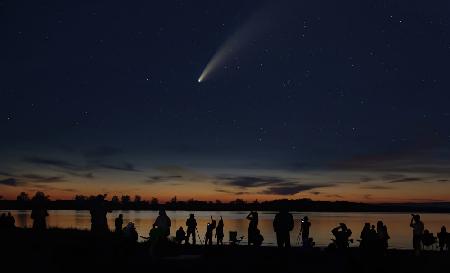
[1,0,450,202]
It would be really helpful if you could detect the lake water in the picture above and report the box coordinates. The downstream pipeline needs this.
[2,210,450,249]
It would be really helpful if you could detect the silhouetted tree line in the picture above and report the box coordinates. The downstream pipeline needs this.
[0,192,450,212]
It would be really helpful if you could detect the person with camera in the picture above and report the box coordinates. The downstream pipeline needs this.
[331,223,353,249]
[410,214,424,256]
[300,216,311,247]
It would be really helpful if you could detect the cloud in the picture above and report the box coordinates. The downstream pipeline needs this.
[381,174,405,181]
[388,177,423,183]
[0,178,19,186]
[83,146,122,158]
[215,189,249,195]
[218,176,287,188]
[0,171,14,177]
[22,174,66,183]
[216,175,334,196]
[261,184,333,195]
[360,185,393,190]
[363,194,373,200]
[24,156,140,174]
[146,175,182,183]
[359,176,373,182]
[99,162,140,172]
[63,171,95,179]
[325,194,344,199]
[155,166,210,182]
[23,156,81,171]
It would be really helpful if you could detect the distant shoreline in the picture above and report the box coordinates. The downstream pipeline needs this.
[1,199,450,213]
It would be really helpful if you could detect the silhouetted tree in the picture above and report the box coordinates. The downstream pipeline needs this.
[121,195,131,204]
[32,191,49,202]
[150,197,159,206]
[17,192,30,202]
[233,199,246,205]
[74,195,87,201]
[170,196,177,204]
[111,196,120,204]
[134,195,142,203]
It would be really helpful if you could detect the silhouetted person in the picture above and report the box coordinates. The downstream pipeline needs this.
[376,220,389,251]
[6,212,15,229]
[148,224,165,259]
[368,225,377,250]
[246,211,259,245]
[421,229,437,249]
[176,226,186,244]
[437,226,448,251]
[410,214,424,255]
[300,216,311,247]
[115,214,123,233]
[205,216,216,245]
[31,192,49,230]
[273,209,294,248]
[0,213,6,229]
[216,217,224,245]
[123,222,138,242]
[331,223,352,249]
[360,223,371,249]
[154,208,171,237]
[90,194,112,233]
[185,214,197,245]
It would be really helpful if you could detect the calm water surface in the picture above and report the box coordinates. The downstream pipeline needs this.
[3,210,450,249]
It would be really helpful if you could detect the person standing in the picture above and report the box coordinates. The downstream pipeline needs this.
[6,212,15,229]
[300,216,311,247]
[154,208,171,237]
[31,192,49,230]
[437,226,448,251]
[115,214,124,233]
[273,208,294,248]
[410,214,424,256]
[204,216,216,245]
[216,216,224,245]
[246,211,259,245]
[360,223,371,249]
[185,214,197,245]
[90,194,111,233]
[376,220,389,251]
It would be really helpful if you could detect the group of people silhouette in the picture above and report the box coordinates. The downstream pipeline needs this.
[3,197,450,254]
[0,212,15,229]
[358,221,389,252]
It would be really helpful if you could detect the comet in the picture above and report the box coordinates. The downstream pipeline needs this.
[197,3,283,83]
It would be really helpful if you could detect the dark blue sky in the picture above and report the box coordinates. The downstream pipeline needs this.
[1,0,450,202]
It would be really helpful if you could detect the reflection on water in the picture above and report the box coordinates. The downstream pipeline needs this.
[1,210,449,249]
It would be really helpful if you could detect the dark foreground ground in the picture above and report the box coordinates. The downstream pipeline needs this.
[1,228,449,273]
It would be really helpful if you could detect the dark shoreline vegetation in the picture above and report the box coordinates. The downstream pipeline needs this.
[1,227,449,273]
[1,198,450,212]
